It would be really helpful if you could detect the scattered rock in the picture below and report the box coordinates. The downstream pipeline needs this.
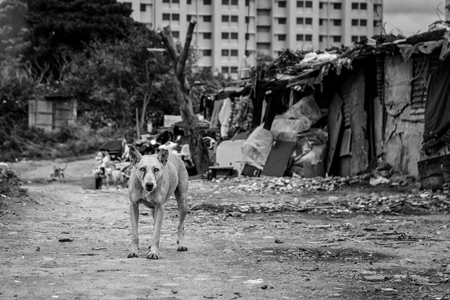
[363,275,387,282]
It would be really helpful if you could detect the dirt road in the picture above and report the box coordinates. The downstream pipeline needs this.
[1,159,450,299]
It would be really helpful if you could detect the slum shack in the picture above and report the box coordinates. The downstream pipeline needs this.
[200,23,450,189]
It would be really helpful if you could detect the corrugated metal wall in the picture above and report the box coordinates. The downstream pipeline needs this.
[340,73,355,129]
[410,53,442,122]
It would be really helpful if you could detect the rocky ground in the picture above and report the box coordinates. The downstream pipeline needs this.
[0,158,450,299]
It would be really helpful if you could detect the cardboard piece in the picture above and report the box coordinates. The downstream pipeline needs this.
[261,140,297,177]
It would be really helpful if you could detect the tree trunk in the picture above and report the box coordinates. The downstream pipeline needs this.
[158,20,211,174]
[140,90,153,132]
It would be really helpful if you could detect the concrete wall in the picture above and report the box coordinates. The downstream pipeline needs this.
[28,98,76,132]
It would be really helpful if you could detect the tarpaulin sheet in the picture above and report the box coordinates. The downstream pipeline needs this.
[424,58,450,142]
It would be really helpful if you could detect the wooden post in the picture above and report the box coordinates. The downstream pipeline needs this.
[136,108,140,140]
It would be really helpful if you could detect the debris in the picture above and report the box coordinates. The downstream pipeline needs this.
[275,239,283,244]
[243,278,264,285]
[58,238,73,243]
[363,275,387,282]
[370,176,390,186]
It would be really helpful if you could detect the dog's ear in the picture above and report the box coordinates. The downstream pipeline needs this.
[127,144,142,167]
[157,149,169,167]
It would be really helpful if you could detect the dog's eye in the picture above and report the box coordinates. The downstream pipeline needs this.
[140,167,146,172]
[153,168,159,173]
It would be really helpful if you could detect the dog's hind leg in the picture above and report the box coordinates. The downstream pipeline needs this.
[128,202,140,258]
[174,187,188,252]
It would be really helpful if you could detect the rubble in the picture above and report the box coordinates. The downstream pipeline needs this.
[190,175,450,215]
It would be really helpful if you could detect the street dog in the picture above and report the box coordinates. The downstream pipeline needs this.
[127,144,189,259]
[49,165,67,183]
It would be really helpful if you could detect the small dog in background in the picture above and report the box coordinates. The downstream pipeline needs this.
[49,165,67,183]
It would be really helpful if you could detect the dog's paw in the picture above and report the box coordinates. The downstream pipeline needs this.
[146,252,159,260]
[177,246,188,252]
[127,252,138,258]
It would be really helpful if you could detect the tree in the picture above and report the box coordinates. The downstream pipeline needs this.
[23,0,135,80]
[0,0,29,59]
[158,21,211,174]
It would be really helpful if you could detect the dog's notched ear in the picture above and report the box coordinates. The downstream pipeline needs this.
[157,149,169,166]
[127,144,142,167]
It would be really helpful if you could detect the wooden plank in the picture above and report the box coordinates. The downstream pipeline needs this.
[261,140,296,177]
[339,128,352,157]
[326,93,344,174]
[350,68,369,175]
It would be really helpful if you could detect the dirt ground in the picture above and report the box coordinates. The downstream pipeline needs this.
[1,158,450,299]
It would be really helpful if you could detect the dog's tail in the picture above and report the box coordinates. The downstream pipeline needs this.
[62,164,68,171]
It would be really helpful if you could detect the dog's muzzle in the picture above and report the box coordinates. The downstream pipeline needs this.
[145,182,154,191]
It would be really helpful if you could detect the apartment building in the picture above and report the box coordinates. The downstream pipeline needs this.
[120,0,383,76]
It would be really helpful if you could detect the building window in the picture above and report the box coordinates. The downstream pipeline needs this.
[351,19,359,26]
[305,18,312,25]
[333,36,341,43]
[351,2,358,9]
[360,19,367,26]
[296,34,304,41]
[222,66,229,73]
[278,18,287,24]
[360,35,366,40]
[297,1,304,7]
[333,3,341,9]
[222,15,229,22]
[333,19,341,26]
[140,4,146,11]
[360,3,367,10]
[222,32,229,39]
[163,13,170,21]
[187,14,195,21]
[278,1,286,8]
[278,34,286,41]
[203,49,212,56]
[245,16,249,23]
[203,32,212,39]
[203,15,212,22]
[319,19,323,25]
[172,0,179,3]
[231,66,238,73]
[231,32,238,39]
[172,14,180,21]
[305,34,312,41]
[296,17,303,24]
[231,15,238,22]
[187,0,192,4]
[231,49,238,56]
[162,0,170,3]
[172,31,180,38]
[351,36,359,42]
[319,35,323,42]
[222,49,229,56]
[222,0,229,4]
[123,2,132,9]
[204,0,211,5]
[319,2,323,9]
[231,0,238,5]
[305,1,312,8]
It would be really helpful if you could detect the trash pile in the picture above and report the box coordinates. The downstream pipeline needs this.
[210,171,413,195]
[190,190,450,215]
[190,174,450,215]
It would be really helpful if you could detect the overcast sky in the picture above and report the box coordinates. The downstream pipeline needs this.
[383,0,447,36]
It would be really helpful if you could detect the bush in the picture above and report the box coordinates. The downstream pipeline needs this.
[0,169,27,198]
[0,122,134,162]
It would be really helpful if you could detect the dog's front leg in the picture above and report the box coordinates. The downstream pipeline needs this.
[128,202,140,258]
[146,204,164,260]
